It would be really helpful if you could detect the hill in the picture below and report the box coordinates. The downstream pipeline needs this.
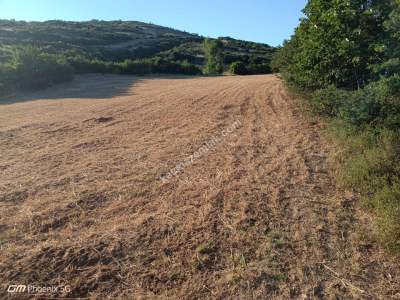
[0,19,200,61]
[0,19,275,66]
[157,37,276,67]
[0,20,276,97]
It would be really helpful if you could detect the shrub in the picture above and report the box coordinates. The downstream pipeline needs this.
[339,75,400,128]
[116,58,201,76]
[230,61,248,75]
[177,60,201,75]
[118,59,152,75]
[329,123,400,253]
[371,184,400,252]
[310,86,348,117]
[0,63,16,96]
[334,128,400,253]
[11,47,74,90]
[230,61,272,76]
[247,63,272,75]
[68,56,115,74]
[336,129,398,192]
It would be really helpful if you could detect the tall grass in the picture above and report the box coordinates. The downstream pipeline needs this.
[291,81,400,253]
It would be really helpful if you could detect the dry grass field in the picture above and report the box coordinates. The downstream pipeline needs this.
[0,74,399,299]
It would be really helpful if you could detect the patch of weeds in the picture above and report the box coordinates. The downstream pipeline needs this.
[270,273,287,282]
[226,272,242,285]
[267,230,287,250]
[228,250,249,271]
[195,243,213,255]
[263,231,287,271]
[370,183,400,252]
[328,123,400,253]
[264,252,278,266]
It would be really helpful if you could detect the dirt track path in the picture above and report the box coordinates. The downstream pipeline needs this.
[0,74,398,299]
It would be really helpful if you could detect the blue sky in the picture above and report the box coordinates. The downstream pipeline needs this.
[0,0,307,46]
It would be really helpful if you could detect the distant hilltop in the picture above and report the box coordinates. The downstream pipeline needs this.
[0,19,275,65]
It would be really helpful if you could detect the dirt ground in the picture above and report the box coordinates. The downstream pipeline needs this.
[0,74,399,299]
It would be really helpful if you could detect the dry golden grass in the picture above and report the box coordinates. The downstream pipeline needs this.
[0,74,399,299]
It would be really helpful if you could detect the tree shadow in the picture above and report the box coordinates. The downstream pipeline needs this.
[0,74,141,105]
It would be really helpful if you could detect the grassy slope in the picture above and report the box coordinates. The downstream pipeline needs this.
[0,20,275,64]
[0,19,199,60]
[157,37,276,67]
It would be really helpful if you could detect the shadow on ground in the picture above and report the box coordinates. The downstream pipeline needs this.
[0,74,140,105]
[0,74,204,105]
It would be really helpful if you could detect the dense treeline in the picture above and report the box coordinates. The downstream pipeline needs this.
[67,55,201,75]
[0,37,272,97]
[157,38,274,76]
[273,0,400,251]
[230,61,271,75]
[0,47,202,96]
[0,47,74,95]
[202,37,274,76]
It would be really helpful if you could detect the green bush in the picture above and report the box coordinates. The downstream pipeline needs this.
[333,127,400,252]
[0,63,16,96]
[336,129,398,192]
[68,56,115,74]
[310,75,400,127]
[230,61,248,75]
[371,184,400,252]
[247,63,272,75]
[176,60,201,75]
[150,58,201,75]
[117,59,152,75]
[329,123,400,252]
[116,58,201,76]
[310,86,348,117]
[11,47,74,90]
[338,76,400,128]
[230,61,272,75]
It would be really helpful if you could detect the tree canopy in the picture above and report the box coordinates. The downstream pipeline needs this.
[274,0,395,89]
[203,38,224,75]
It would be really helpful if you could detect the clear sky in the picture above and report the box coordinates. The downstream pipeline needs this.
[0,0,307,46]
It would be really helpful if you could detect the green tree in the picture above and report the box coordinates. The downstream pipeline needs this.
[385,1,400,48]
[0,63,16,96]
[272,0,400,253]
[274,0,394,89]
[230,61,248,75]
[377,0,400,76]
[203,38,224,75]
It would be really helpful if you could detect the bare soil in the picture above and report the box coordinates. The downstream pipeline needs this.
[0,74,399,299]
